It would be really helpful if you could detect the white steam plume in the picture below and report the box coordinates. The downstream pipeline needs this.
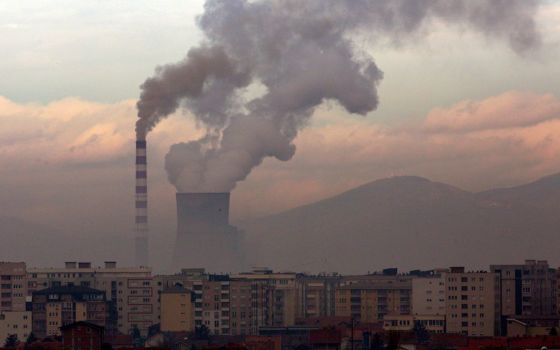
[136,0,541,192]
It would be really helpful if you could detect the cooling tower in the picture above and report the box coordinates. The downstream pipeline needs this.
[135,140,149,266]
[173,193,243,272]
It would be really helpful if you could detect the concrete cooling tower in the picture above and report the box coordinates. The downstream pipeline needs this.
[172,193,244,272]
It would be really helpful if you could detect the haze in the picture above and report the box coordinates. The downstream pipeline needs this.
[1,0,560,272]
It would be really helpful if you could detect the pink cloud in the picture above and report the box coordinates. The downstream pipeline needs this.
[1,90,559,226]
[424,91,560,133]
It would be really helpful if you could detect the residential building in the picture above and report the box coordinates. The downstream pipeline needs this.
[0,311,31,344]
[234,268,300,331]
[228,279,254,336]
[60,321,104,350]
[383,314,445,333]
[0,262,27,312]
[296,274,341,319]
[491,260,557,318]
[31,286,107,338]
[412,275,446,316]
[335,276,412,322]
[444,267,500,337]
[27,261,157,336]
[160,286,194,332]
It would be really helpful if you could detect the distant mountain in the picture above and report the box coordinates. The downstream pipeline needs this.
[241,174,560,273]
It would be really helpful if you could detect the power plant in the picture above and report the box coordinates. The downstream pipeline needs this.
[133,141,243,270]
[134,139,149,266]
[173,192,243,272]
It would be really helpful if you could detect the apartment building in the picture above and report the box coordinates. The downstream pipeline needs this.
[228,279,254,336]
[198,276,231,335]
[0,311,31,344]
[31,286,107,338]
[412,275,446,316]
[296,274,341,319]
[383,314,445,333]
[160,286,194,332]
[0,262,27,312]
[444,267,500,337]
[0,262,30,343]
[235,269,299,331]
[27,261,157,336]
[491,260,557,318]
[335,276,412,322]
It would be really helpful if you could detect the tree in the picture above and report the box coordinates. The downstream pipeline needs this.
[413,321,431,345]
[131,325,143,347]
[147,323,160,338]
[194,325,210,340]
[4,334,18,348]
[157,332,175,348]
[25,333,37,345]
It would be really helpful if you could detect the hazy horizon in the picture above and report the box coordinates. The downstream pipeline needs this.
[1,0,560,272]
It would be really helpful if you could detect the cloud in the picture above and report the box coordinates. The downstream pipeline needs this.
[1,91,560,226]
[232,91,560,218]
[0,97,135,166]
[424,91,560,132]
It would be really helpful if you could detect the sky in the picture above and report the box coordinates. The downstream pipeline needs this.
[1,1,560,267]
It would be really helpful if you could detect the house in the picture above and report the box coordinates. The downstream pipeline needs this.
[60,321,104,350]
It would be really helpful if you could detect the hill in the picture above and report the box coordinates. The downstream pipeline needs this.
[241,174,560,273]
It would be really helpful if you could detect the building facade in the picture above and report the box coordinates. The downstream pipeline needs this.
[160,286,194,332]
[60,321,104,350]
[491,260,557,318]
[383,314,445,333]
[335,276,412,322]
[28,262,157,336]
[0,262,27,312]
[0,311,31,344]
[412,275,446,316]
[31,286,107,338]
[444,267,500,337]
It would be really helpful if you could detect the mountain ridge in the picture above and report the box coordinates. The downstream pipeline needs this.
[241,172,560,273]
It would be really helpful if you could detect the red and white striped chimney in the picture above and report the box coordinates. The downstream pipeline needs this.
[135,139,149,266]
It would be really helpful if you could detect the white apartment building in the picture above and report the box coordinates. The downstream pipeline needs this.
[412,275,446,316]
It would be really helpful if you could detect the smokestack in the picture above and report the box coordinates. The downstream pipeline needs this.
[173,192,242,272]
[135,139,149,266]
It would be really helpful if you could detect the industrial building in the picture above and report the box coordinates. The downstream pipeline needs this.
[173,192,243,272]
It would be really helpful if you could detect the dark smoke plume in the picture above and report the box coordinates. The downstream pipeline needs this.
[136,0,541,192]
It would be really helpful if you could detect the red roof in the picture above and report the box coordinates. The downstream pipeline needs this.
[309,329,342,344]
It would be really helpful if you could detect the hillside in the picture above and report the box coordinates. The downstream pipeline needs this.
[241,174,560,273]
